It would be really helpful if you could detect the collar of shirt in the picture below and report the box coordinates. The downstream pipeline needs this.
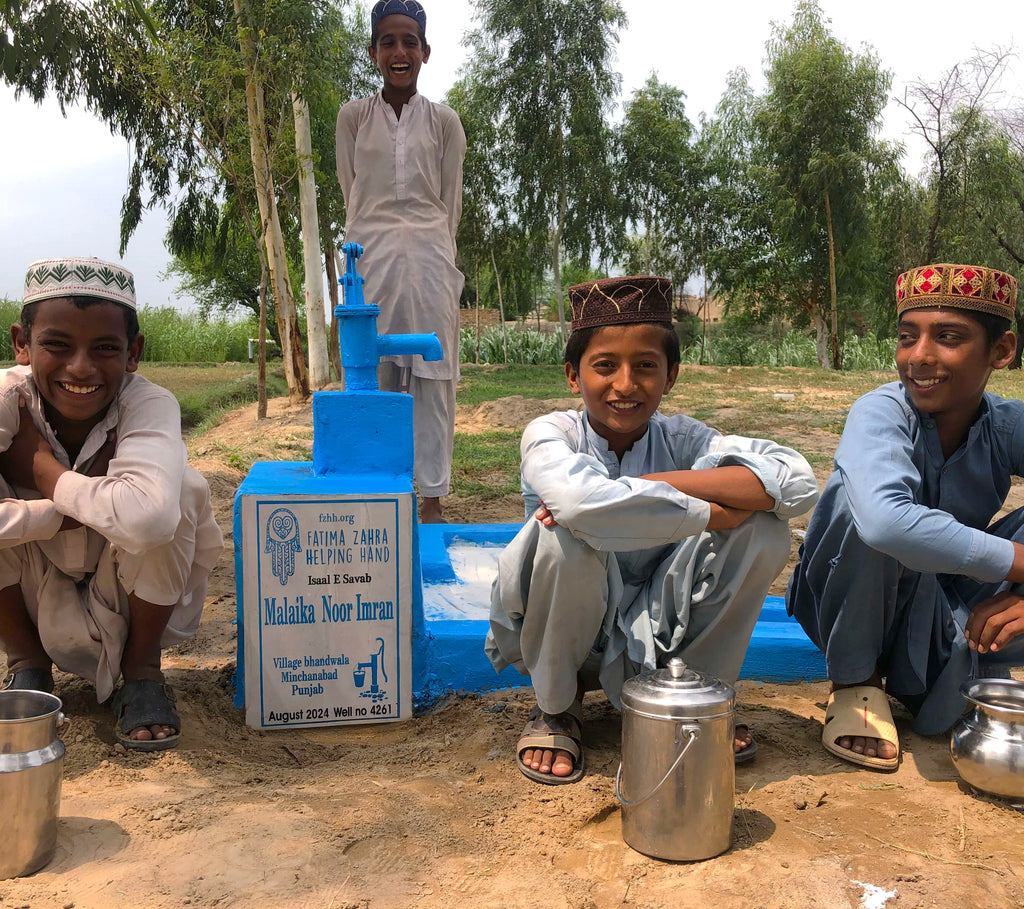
[17,368,127,470]
[582,410,653,479]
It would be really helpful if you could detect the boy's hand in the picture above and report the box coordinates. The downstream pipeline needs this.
[534,502,558,528]
[965,592,1024,654]
[706,502,754,531]
[0,400,52,492]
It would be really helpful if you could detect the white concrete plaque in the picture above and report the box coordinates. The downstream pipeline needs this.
[240,494,413,728]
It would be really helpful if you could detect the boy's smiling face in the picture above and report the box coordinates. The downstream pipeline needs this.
[897,306,1014,433]
[565,323,679,458]
[370,14,429,99]
[12,296,144,437]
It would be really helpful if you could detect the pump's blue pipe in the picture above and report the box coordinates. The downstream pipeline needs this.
[336,242,442,391]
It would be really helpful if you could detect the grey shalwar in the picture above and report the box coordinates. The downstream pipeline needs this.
[486,410,819,714]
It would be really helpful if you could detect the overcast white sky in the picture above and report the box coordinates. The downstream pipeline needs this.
[1,0,1020,307]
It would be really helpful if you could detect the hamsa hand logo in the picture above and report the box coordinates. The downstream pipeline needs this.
[265,508,301,584]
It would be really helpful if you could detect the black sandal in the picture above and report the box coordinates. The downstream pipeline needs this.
[111,679,181,752]
[1,667,55,694]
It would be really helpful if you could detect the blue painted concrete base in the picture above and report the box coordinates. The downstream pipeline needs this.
[415,523,826,707]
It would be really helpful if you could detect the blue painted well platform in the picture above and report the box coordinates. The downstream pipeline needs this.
[234,243,827,721]
[414,522,826,706]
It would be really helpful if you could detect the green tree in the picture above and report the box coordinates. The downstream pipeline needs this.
[896,47,1012,263]
[465,0,626,337]
[699,71,804,342]
[615,75,696,287]
[754,0,890,368]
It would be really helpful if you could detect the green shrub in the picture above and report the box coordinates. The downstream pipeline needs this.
[460,327,564,365]
[137,306,256,363]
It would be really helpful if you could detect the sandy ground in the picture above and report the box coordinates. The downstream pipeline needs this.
[3,389,1024,909]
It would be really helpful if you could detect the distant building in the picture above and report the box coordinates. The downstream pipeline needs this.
[675,293,725,324]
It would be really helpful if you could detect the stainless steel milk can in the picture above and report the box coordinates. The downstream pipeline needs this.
[950,678,1024,801]
[0,690,65,878]
[616,657,735,861]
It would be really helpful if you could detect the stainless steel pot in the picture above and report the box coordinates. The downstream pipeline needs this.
[615,657,735,861]
[950,678,1024,801]
[0,690,65,878]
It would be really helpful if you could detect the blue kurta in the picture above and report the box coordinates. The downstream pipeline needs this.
[787,382,1024,733]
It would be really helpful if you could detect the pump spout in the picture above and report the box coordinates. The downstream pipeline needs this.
[334,243,447,390]
[377,332,443,363]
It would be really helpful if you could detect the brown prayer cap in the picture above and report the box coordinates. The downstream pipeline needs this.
[895,263,1017,320]
[568,276,673,331]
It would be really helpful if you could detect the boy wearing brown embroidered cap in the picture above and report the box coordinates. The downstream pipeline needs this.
[0,257,223,752]
[486,276,819,783]
[787,263,1024,771]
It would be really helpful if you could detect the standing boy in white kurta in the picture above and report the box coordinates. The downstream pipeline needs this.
[335,0,466,524]
[486,277,819,784]
[0,257,223,752]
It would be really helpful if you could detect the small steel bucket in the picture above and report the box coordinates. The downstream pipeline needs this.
[615,658,735,861]
[0,690,65,878]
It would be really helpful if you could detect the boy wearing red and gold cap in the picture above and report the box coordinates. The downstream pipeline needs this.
[486,276,819,783]
[787,263,1024,770]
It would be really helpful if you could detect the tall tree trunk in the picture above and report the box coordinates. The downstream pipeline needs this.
[551,210,566,339]
[257,240,269,420]
[824,189,841,370]
[234,0,308,403]
[491,246,508,364]
[474,263,481,364]
[811,305,831,370]
[324,235,342,381]
[292,92,329,390]
[925,160,946,263]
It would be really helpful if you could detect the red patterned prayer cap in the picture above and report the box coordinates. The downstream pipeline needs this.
[895,263,1017,320]
[568,276,673,331]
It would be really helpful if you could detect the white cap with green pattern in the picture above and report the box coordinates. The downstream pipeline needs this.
[23,257,136,311]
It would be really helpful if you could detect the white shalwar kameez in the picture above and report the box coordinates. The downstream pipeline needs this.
[486,410,819,714]
[0,366,224,701]
[336,91,466,497]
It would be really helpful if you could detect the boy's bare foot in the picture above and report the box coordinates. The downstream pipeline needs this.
[830,677,898,761]
[520,745,576,777]
[516,702,584,784]
[419,497,445,523]
[735,723,755,757]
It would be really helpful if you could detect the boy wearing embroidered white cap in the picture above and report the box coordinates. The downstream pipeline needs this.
[0,257,223,751]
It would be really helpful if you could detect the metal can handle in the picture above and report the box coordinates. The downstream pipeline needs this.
[614,724,701,808]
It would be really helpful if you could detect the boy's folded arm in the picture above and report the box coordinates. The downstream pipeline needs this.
[839,394,1013,582]
[642,465,774,512]
[0,498,63,547]
[521,428,711,550]
[51,396,187,552]
[688,436,819,517]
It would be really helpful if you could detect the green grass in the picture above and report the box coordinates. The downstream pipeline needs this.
[138,363,288,432]
[451,430,523,497]
[457,364,570,405]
